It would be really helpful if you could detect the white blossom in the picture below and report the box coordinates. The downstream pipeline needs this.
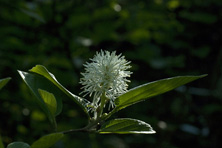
[80,50,132,110]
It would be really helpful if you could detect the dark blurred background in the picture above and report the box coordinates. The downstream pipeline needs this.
[0,0,222,147]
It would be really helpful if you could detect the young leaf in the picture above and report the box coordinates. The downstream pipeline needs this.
[98,118,155,134]
[18,71,62,126]
[7,142,30,148]
[31,133,64,148]
[114,75,207,112]
[38,89,57,116]
[29,65,90,116]
[0,135,5,148]
[38,89,58,129]
[0,77,11,90]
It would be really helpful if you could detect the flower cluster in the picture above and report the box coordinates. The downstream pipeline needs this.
[80,50,132,110]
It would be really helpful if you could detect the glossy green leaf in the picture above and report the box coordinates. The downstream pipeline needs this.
[18,71,62,126]
[98,118,155,134]
[0,77,11,90]
[38,89,57,116]
[7,142,30,148]
[115,75,207,111]
[31,133,64,148]
[0,135,4,148]
[29,65,90,116]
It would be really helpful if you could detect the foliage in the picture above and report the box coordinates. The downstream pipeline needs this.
[0,0,221,147]
[7,133,64,148]
[98,118,155,134]
[1,63,206,147]
[0,78,11,90]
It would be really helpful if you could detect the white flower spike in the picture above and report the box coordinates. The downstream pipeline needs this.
[80,50,132,111]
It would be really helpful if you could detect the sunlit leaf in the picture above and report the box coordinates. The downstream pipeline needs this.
[31,133,64,148]
[115,75,207,112]
[98,118,155,134]
[7,142,30,148]
[18,71,62,127]
[38,89,57,116]
[0,77,11,90]
[29,65,90,116]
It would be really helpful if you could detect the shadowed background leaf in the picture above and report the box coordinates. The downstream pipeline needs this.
[7,142,30,148]
[0,78,11,90]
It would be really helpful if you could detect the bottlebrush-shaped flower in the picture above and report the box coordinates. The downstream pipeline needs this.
[80,50,132,110]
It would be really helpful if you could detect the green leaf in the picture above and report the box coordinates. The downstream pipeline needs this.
[7,142,30,148]
[20,9,45,23]
[38,89,57,129]
[29,65,90,116]
[38,89,57,116]
[115,75,207,112]
[31,133,64,148]
[0,135,5,148]
[18,71,62,127]
[98,118,155,134]
[0,77,11,90]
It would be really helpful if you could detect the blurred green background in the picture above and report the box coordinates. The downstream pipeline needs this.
[0,0,221,147]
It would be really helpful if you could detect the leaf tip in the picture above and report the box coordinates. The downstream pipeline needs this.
[201,74,208,77]
[29,64,42,72]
